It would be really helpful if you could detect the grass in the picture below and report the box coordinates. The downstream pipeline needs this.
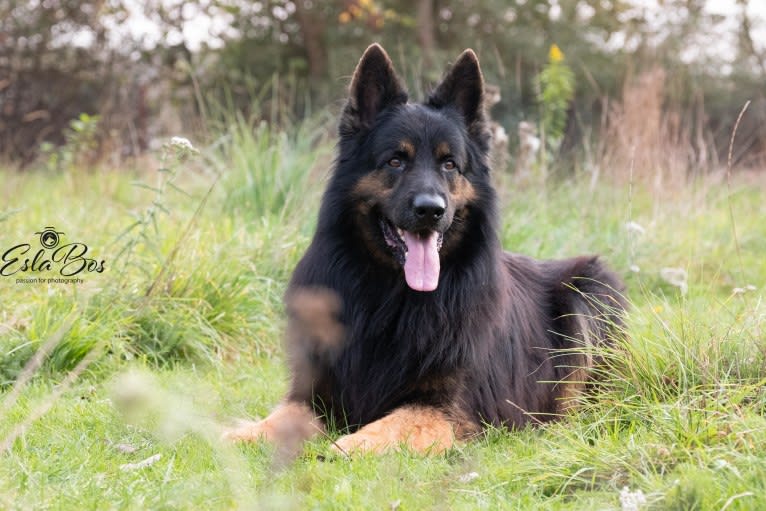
[1,119,766,510]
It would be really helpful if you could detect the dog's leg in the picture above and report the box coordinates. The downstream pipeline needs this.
[332,405,455,455]
[222,401,325,448]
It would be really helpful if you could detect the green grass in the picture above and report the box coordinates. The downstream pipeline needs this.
[1,124,765,510]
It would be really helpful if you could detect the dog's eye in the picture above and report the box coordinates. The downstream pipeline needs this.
[387,158,402,168]
[442,159,458,172]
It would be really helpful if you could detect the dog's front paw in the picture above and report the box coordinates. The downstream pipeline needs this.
[222,402,325,449]
[220,418,274,443]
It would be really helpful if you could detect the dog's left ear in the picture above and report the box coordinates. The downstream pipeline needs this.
[428,49,485,132]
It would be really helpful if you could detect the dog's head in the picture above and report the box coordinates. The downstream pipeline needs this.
[336,44,493,292]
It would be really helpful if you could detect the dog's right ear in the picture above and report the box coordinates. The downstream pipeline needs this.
[340,44,408,136]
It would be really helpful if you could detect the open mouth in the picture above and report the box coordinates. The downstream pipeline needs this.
[380,218,444,292]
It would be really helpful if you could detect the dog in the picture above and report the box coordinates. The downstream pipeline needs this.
[223,44,626,455]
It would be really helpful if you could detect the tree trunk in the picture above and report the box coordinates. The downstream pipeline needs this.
[294,0,328,82]
[416,0,435,69]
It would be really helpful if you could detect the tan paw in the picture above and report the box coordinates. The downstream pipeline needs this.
[222,402,325,447]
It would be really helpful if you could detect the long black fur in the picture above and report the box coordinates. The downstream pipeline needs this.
[283,44,626,436]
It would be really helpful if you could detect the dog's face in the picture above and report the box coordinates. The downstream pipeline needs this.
[337,44,491,292]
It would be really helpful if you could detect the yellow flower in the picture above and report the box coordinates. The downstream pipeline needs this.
[339,11,352,23]
[549,44,564,63]
[359,0,372,9]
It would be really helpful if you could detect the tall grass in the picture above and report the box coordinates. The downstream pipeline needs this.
[211,112,333,222]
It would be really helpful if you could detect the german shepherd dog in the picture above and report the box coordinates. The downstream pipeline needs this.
[224,44,626,455]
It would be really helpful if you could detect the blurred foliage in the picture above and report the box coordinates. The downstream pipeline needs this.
[1,0,764,169]
[39,113,101,172]
[537,44,575,153]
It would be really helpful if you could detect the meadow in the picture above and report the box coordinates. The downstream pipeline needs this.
[1,115,765,510]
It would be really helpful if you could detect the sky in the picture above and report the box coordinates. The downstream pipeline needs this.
[624,0,766,65]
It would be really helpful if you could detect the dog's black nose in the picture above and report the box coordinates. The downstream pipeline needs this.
[413,193,446,220]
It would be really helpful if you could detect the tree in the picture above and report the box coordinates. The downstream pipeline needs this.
[0,0,141,163]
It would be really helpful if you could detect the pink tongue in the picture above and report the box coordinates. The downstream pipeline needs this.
[402,231,440,292]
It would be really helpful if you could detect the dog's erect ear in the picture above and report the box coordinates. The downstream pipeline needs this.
[341,44,407,135]
[428,49,485,130]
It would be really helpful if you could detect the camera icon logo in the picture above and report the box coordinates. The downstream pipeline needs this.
[35,227,65,249]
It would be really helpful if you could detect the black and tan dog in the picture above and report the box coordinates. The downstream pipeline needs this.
[224,44,626,455]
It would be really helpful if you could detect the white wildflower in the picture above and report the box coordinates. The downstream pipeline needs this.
[619,486,647,511]
[625,221,646,235]
[169,136,196,151]
[629,264,640,273]
[165,136,200,160]
[660,267,688,295]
